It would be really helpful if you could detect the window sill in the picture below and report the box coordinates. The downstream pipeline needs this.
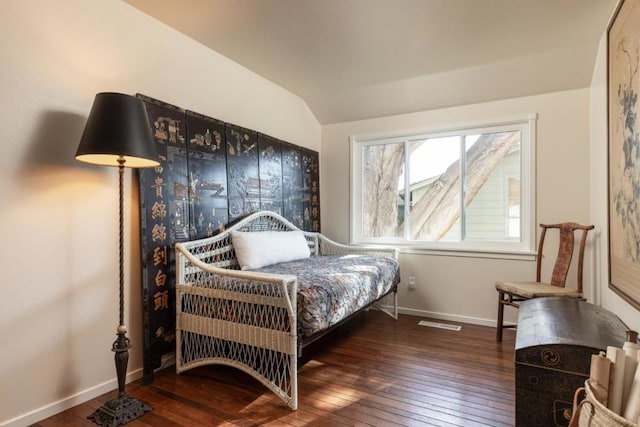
[398,247,537,261]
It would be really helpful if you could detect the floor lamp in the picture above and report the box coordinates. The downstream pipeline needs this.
[75,92,158,425]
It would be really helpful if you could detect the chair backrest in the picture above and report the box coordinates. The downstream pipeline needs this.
[535,222,595,292]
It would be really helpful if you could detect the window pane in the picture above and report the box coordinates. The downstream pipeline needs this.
[464,131,521,241]
[362,143,404,238]
[508,177,521,238]
[408,137,461,242]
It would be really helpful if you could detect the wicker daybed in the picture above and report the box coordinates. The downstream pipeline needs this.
[174,210,400,409]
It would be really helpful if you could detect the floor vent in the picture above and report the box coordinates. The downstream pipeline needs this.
[418,320,462,331]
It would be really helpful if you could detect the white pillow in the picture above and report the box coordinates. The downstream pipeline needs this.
[231,230,311,270]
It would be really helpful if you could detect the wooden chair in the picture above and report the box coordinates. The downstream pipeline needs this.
[495,222,594,342]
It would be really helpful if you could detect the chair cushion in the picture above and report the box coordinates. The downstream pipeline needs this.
[495,281,582,299]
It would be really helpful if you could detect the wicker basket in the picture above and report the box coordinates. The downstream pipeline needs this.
[570,380,638,427]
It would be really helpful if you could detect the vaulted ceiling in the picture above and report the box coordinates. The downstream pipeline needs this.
[125,0,617,125]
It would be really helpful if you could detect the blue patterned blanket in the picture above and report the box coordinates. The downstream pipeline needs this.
[255,255,400,337]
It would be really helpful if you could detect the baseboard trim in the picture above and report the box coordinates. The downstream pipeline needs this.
[378,304,516,328]
[0,369,143,427]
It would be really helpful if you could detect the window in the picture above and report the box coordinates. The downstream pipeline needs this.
[350,116,536,254]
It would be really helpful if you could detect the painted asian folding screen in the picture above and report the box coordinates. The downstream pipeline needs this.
[136,95,320,379]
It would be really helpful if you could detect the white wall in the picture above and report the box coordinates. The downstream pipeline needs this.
[590,30,640,332]
[0,1,320,425]
[322,90,592,326]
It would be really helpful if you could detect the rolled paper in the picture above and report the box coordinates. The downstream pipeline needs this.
[622,331,640,414]
[625,362,640,421]
[590,351,611,405]
[607,345,626,414]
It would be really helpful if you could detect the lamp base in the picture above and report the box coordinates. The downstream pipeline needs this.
[88,393,151,426]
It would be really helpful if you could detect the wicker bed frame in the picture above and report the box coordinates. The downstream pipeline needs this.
[174,210,399,410]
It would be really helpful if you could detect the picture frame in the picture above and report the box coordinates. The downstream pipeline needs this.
[608,0,640,310]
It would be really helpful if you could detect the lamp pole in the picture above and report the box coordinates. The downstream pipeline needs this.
[88,158,152,426]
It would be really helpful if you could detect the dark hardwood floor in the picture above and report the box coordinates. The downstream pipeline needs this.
[35,312,516,426]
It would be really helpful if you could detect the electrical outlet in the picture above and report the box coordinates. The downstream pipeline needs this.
[408,276,416,290]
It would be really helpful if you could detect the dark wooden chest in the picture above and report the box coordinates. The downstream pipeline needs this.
[515,297,627,427]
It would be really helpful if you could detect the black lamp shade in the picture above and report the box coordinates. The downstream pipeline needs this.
[75,92,159,168]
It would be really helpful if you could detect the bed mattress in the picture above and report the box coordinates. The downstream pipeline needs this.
[255,254,400,337]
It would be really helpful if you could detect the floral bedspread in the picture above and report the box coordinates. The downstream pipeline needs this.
[254,255,400,338]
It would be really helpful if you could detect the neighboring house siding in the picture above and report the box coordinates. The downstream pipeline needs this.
[437,150,519,241]
[465,150,519,240]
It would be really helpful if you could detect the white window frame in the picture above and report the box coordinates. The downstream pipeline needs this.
[349,114,537,258]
